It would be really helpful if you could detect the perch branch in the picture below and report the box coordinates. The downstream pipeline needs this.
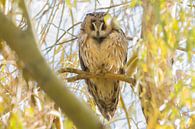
[59,68,136,86]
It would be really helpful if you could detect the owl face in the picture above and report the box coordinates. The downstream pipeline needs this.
[82,12,113,41]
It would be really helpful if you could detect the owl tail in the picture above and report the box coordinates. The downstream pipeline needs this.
[86,79,120,120]
[99,105,116,120]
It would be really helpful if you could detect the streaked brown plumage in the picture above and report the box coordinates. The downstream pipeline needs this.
[78,12,128,120]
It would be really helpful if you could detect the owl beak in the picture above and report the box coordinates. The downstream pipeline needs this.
[97,31,100,36]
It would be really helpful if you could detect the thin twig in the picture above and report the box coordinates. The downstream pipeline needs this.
[44,37,77,54]
[120,94,131,129]
[96,1,132,10]
[43,22,81,53]
[177,47,195,54]
[179,1,195,8]
[126,36,134,41]
[56,22,82,43]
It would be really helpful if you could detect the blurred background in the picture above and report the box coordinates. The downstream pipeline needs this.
[0,0,194,129]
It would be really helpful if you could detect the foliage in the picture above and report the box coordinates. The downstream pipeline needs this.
[0,0,194,129]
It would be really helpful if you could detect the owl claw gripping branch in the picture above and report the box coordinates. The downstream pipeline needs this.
[78,12,128,120]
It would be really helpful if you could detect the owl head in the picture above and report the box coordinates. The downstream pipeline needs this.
[81,12,119,41]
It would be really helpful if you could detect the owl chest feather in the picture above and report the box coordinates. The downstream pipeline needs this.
[80,31,127,73]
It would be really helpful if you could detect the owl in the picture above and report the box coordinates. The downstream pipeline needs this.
[78,12,128,120]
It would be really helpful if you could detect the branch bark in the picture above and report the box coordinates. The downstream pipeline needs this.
[59,68,136,86]
[0,4,104,129]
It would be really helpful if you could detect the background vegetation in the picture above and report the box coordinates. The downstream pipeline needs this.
[0,0,194,129]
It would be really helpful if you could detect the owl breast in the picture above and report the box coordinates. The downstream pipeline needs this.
[80,30,127,74]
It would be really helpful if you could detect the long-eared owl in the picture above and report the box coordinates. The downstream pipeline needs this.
[78,12,128,120]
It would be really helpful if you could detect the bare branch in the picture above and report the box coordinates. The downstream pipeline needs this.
[96,1,132,10]
[179,1,195,8]
[177,47,195,54]
[59,68,136,86]
[120,94,131,129]
[126,36,134,41]
[43,37,77,54]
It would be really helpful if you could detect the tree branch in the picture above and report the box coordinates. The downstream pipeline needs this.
[0,3,104,129]
[59,68,136,86]
[177,47,195,54]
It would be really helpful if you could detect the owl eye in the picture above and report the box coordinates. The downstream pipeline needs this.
[91,24,95,31]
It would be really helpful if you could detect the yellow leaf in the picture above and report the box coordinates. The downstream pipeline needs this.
[174,81,182,93]
[66,0,77,8]
[129,0,142,8]
[192,76,195,88]
[188,116,195,128]
[0,96,4,114]
[104,14,112,26]
[141,63,148,72]
[181,87,192,108]
[24,107,34,117]
[156,124,175,129]
[126,51,138,76]
[0,0,6,8]
[8,112,24,129]
[64,118,75,129]
[158,67,164,83]
[172,19,179,31]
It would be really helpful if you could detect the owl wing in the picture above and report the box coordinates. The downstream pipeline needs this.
[105,29,128,74]
[78,32,88,71]
[78,33,98,107]
[120,29,128,74]
[79,48,87,71]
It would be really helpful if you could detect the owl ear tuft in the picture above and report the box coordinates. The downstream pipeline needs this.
[86,13,94,16]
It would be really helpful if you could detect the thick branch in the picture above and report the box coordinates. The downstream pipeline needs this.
[0,5,104,129]
[59,68,136,86]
